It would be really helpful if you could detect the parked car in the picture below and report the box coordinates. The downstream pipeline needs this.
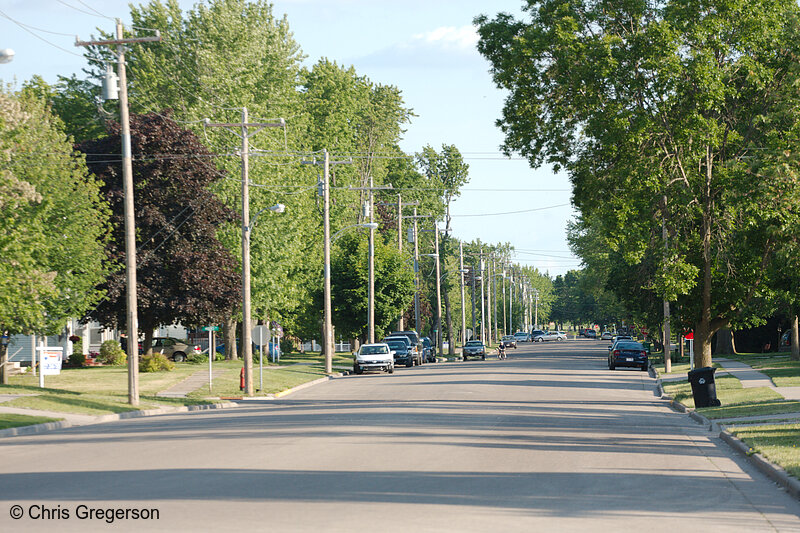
[389,330,424,363]
[421,336,436,362]
[513,331,531,342]
[535,331,567,342]
[600,331,614,340]
[353,343,394,374]
[381,337,417,366]
[608,340,649,371]
[462,340,486,360]
[531,329,546,341]
[584,329,597,339]
[151,337,201,362]
[612,334,633,343]
[500,335,517,349]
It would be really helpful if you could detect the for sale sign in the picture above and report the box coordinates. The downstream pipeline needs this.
[37,347,63,376]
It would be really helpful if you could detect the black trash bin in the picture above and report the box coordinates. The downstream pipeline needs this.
[688,367,721,408]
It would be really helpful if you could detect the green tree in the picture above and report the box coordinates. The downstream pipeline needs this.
[476,0,800,366]
[327,232,415,342]
[77,112,240,354]
[0,89,109,382]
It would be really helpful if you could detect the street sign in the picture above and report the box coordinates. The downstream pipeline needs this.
[202,326,219,332]
[685,332,694,340]
[252,326,271,346]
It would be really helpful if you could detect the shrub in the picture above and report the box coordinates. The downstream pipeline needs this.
[68,352,86,367]
[71,337,83,358]
[139,353,175,373]
[280,337,295,354]
[100,340,127,366]
[187,352,208,364]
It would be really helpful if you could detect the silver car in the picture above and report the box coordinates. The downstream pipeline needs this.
[536,331,567,342]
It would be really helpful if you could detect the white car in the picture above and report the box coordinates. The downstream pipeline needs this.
[535,331,567,342]
[600,331,614,340]
[353,343,394,374]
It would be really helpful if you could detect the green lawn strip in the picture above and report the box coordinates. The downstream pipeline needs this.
[0,413,63,430]
[188,361,329,399]
[661,374,800,418]
[1,362,221,415]
[728,423,800,479]
[654,362,722,376]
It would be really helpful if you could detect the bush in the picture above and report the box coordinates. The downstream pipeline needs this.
[139,353,175,373]
[187,352,208,364]
[280,337,295,354]
[100,340,127,366]
[67,352,86,367]
[71,337,83,358]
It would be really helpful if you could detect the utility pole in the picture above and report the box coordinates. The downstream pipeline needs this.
[434,224,443,358]
[303,152,351,373]
[459,242,466,346]
[205,109,285,396]
[662,194,672,373]
[509,268,514,334]
[403,210,432,335]
[349,182,392,343]
[502,265,507,336]
[534,288,539,329]
[377,197,419,331]
[493,259,498,341]
[479,253,486,343]
[76,21,160,406]
[471,262,477,340]
[487,257,493,346]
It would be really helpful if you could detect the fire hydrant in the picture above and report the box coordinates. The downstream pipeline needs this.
[239,366,245,391]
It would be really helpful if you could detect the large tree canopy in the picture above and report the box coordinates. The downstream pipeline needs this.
[476,0,800,366]
[78,111,240,353]
[0,88,109,336]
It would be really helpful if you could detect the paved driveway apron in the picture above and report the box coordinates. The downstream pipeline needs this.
[1,340,799,532]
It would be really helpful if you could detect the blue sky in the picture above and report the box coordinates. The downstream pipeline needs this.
[0,0,582,276]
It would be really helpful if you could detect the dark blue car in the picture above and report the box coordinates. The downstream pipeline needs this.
[385,339,414,367]
[608,341,648,371]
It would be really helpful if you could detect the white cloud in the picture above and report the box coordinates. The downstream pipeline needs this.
[409,25,480,50]
[351,25,483,70]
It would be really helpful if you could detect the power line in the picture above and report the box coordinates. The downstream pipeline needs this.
[451,203,571,218]
[55,0,113,20]
[0,8,84,57]
[74,0,115,20]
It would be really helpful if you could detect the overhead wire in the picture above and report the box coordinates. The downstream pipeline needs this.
[0,8,85,58]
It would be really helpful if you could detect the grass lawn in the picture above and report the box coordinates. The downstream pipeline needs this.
[728,423,800,479]
[661,374,800,419]
[1,362,217,415]
[188,359,331,399]
[724,353,800,387]
[0,413,62,430]
[654,362,722,376]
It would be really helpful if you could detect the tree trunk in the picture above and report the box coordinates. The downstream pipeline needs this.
[791,315,799,361]
[713,329,736,356]
[697,157,714,369]
[142,327,155,356]
[223,315,238,360]
[0,336,8,385]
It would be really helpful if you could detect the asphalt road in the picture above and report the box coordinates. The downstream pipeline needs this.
[1,340,800,532]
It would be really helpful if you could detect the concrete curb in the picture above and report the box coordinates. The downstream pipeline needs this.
[225,373,344,401]
[653,365,800,501]
[0,401,238,439]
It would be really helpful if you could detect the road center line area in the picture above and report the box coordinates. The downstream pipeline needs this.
[1,341,799,532]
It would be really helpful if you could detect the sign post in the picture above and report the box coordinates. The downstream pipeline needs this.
[685,332,695,370]
[202,326,219,392]
[252,325,271,392]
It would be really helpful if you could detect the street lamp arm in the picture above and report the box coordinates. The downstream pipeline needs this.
[332,222,378,242]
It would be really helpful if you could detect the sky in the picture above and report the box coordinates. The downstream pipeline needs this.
[0,0,583,276]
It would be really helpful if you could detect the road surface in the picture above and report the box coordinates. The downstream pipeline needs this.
[1,340,799,532]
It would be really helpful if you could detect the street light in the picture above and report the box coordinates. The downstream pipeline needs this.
[0,49,15,64]
[332,222,378,242]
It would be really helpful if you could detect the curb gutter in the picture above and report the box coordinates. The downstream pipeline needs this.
[653,366,800,500]
[0,401,238,439]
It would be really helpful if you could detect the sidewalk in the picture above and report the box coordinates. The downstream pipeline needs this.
[157,369,228,398]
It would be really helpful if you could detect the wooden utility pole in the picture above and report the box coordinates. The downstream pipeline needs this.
[205,109,285,395]
[434,224,443,358]
[76,21,161,406]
